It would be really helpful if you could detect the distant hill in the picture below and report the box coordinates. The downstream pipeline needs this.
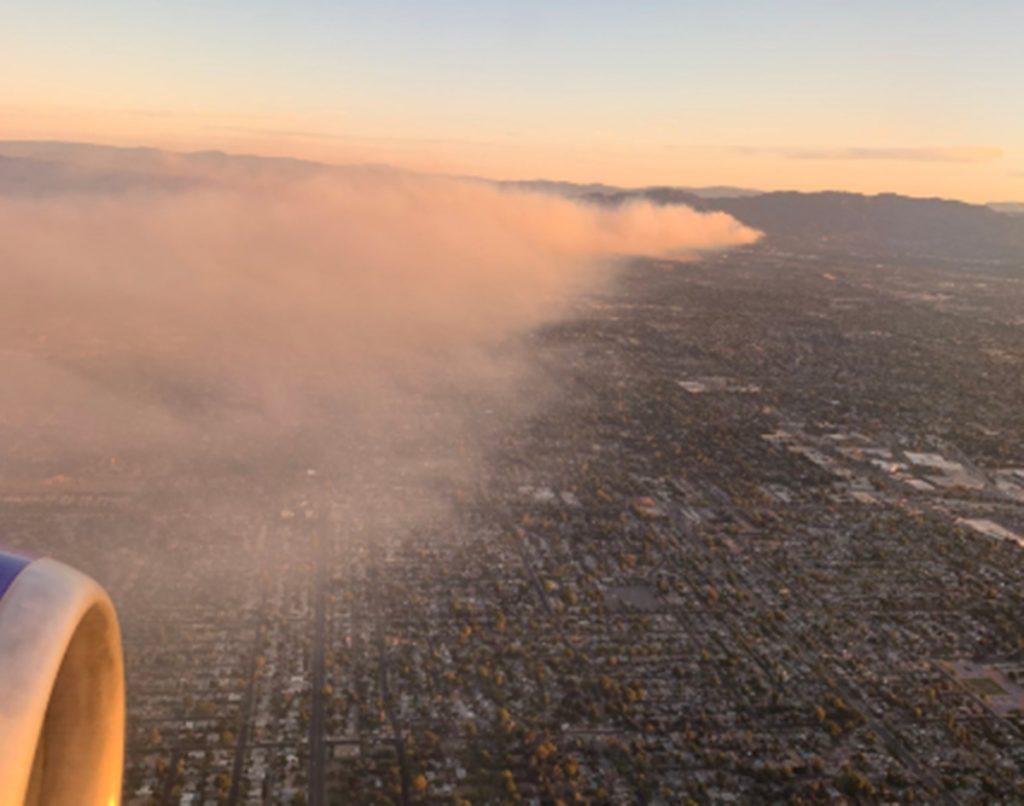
[684,185,764,199]
[578,187,1024,265]
[702,192,1024,263]
[499,179,762,200]
[0,153,202,196]
[501,178,1024,265]
[989,202,1024,216]
[3,140,1022,267]
[0,140,366,197]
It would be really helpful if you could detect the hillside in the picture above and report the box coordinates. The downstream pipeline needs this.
[504,178,1024,266]
[592,188,1024,265]
[3,141,1023,267]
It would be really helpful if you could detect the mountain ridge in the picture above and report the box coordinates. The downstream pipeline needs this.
[2,140,1022,267]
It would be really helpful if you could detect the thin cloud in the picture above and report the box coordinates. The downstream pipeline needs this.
[206,125,497,148]
[734,146,1002,164]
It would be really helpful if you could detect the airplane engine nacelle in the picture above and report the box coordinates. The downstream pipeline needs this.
[0,552,124,806]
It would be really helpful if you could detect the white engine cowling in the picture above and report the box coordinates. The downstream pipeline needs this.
[0,553,124,805]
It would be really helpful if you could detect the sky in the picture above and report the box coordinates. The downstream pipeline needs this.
[2,0,1021,202]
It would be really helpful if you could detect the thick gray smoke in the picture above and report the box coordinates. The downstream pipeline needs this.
[0,145,758,513]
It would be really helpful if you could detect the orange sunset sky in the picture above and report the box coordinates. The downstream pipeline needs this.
[2,1,1021,203]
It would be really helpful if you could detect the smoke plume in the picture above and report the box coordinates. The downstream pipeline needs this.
[0,146,758,510]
